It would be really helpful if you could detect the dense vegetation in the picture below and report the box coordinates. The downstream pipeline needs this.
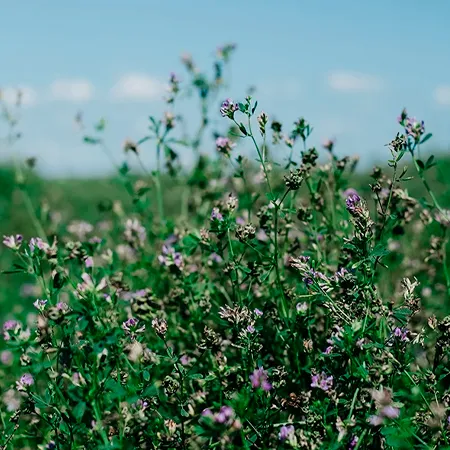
[1,45,450,449]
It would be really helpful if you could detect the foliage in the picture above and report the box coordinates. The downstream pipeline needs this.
[1,45,450,449]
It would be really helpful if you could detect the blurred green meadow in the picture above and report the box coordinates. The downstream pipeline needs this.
[1,152,450,321]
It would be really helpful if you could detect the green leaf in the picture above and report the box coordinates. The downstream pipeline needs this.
[83,136,101,145]
[73,401,86,421]
[143,370,150,382]
[416,159,425,170]
[420,133,432,145]
[188,373,204,380]
[94,118,106,132]
[238,123,248,136]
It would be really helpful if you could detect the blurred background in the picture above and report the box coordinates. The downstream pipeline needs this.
[1,0,450,316]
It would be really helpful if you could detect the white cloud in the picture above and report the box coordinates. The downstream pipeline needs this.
[111,73,165,101]
[0,85,37,106]
[434,85,450,105]
[50,79,94,102]
[327,71,382,92]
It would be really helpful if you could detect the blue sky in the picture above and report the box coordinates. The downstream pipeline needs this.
[1,0,450,177]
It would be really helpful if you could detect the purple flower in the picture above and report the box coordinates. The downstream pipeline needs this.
[215,136,236,157]
[21,373,34,385]
[1,350,13,365]
[368,415,384,426]
[345,193,361,214]
[210,207,224,222]
[220,98,239,118]
[246,325,256,333]
[278,425,295,442]
[393,327,409,342]
[254,308,263,317]
[209,253,223,264]
[16,373,34,391]
[3,320,18,332]
[180,355,191,365]
[202,408,213,417]
[404,117,425,141]
[122,317,145,339]
[215,406,234,424]
[250,366,272,391]
[324,346,333,355]
[3,234,23,250]
[381,406,400,419]
[29,237,50,254]
[33,299,48,311]
[311,372,333,392]
[56,302,69,311]
[158,245,183,269]
[84,256,94,268]
[349,436,359,449]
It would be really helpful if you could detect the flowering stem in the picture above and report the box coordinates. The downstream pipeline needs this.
[155,139,165,223]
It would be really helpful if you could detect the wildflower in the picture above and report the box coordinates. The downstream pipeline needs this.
[296,302,308,313]
[435,209,450,227]
[56,301,69,311]
[250,366,272,391]
[210,207,224,222]
[67,220,93,239]
[393,327,409,342]
[152,318,168,337]
[123,139,138,154]
[3,320,19,340]
[180,355,191,365]
[215,405,234,424]
[124,218,146,246]
[33,299,48,312]
[164,111,175,130]
[257,111,268,136]
[349,436,359,449]
[345,193,361,215]
[2,389,20,412]
[284,168,304,190]
[369,387,401,426]
[226,193,238,211]
[84,256,94,268]
[254,308,263,317]
[215,136,235,157]
[3,234,23,250]
[1,350,13,366]
[122,317,145,340]
[323,138,335,151]
[158,245,183,269]
[278,424,295,442]
[324,346,333,355]
[16,373,34,391]
[397,108,408,125]
[209,253,223,264]
[311,372,333,391]
[404,117,425,141]
[246,325,256,333]
[235,223,256,243]
[380,405,400,419]
[76,273,107,295]
[220,98,238,119]
[29,237,48,253]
